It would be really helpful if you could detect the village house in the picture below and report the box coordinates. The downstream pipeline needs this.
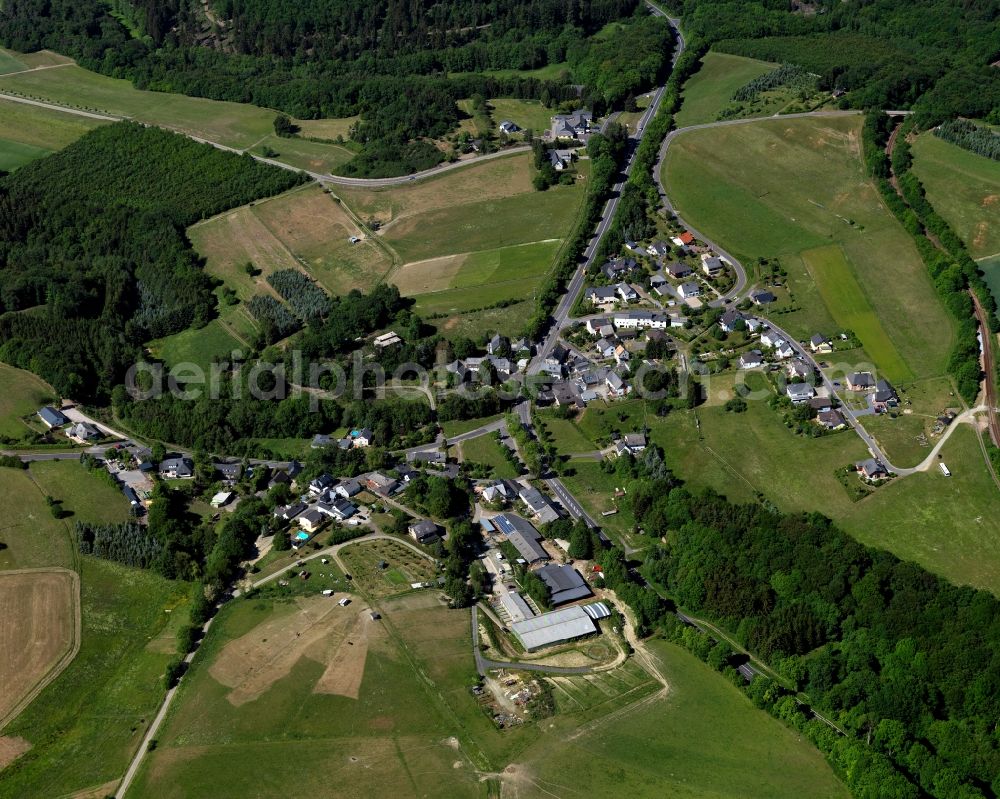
[585,286,619,306]
[605,371,630,398]
[719,308,746,333]
[751,290,777,306]
[309,474,336,495]
[298,508,325,534]
[678,281,702,299]
[159,456,194,479]
[595,338,616,359]
[809,396,833,413]
[810,334,833,354]
[701,254,725,277]
[665,261,693,280]
[786,382,816,404]
[586,318,609,336]
[856,459,889,481]
[498,120,520,135]
[274,502,308,522]
[739,350,764,369]
[873,379,899,412]
[818,409,847,429]
[66,421,101,443]
[519,485,561,525]
[786,359,814,382]
[671,231,695,250]
[617,283,639,303]
[647,241,670,257]
[613,310,668,330]
[37,406,68,428]
[602,258,639,282]
[409,519,440,544]
[614,432,647,457]
[548,149,574,170]
[366,472,399,496]
[550,109,592,140]
[846,372,875,392]
[335,477,363,498]
[318,496,357,521]
[373,331,402,349]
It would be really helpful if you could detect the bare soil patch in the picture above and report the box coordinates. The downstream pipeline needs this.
[314,610,381,700]
[0,569,80,728]
[0,735,31,770]
[209,595,372,706]
[389,253,469,295]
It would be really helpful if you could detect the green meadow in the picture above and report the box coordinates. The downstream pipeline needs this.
[675,51,777,127]
[662,115,955,380]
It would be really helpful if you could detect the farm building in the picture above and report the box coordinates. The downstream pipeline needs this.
[492,514,548,563]
[498,591,535,623]
[536,564,592,605]
[510,605,598,651]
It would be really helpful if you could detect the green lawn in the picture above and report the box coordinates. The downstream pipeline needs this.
[0,96,107,152]
[0,138,52,171]
[255,133,355,174]
[440,414,504,438]
[0,558,191,799]
[519,639,848,799]
[675,51,777,127]
[0,467,75,571]
[910,130,1000,260]
[29,460,132,525]
[0,362,58,439]
[560,460,638,544]
[662,115,955,381]
[459,433,518,478]
[487,98,553,133]
[146,315,243,375]
[537,411,600,455]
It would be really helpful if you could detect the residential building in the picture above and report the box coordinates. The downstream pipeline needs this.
[846,372,875,392]
[309,474,335,495]
[665,262,693,279]
[519,485,560,525]
[311,434,333,449]
[537,564,592,605]
[602,258,639,281]
[701,254,725,277]
[37,406,68,428]
[605,371,630,397]
[817,409,847,429]
[498,120,520,135]
[215,462,242,483]
[786,382,816,404]
[751,290,777,305]
[210,491,234,508]
[408,519,440,544]
[594,338,616,359]
[299,508,325,533]
[873,379,899,412]
[548,149,573,170]
[274,502,308,521]
[786,359,813,381]
[616,283,638,303]
[373,331,402,349]
[487,333,509,355]
[586,318,609,336]
[678,281,701,299]
[550,109,592,140]
[585,286,619,305]
[739,350,764,369]
[719,308,746,333]
[810,334,833,354]
[66,421,101,443]
[407,449,445,465]
[318,497,357,520]
[159,457,194,479]
[856,459,889,481]
[647,241,669,257]
[809,396,833,413]
[351,427,373,447]
[613,311,667,330]
[613,344,630,365]
[335,477,363,498]
[366,472,398,496]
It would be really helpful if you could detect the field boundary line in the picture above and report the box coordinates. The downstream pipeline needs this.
[0,567,81,731]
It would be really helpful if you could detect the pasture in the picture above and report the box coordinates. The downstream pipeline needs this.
[0,49,25,74]
[146,313,245,375]
[516,640,848,799]
[0,362,57,439]
[487,98,553,133]
[126,592,488,799]
[560,460,638,545]
[189,184,393,299]
[662,115,955,380]
[0,558,191,799]
[458,434,518,478]
[0,139,52,171]
[0,468,75,572]
[29,460,132,526]
[910,130,1000,260]
[0,569,78,729]
[675,51,777,128]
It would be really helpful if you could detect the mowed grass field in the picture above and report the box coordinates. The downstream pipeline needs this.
[487,98,553,132]
[663,115,955,380]
[126,592,488,799]
[146,303,253,373]
[517,640,848,799]
[0,53,355,172]
[910,130,1000,259]
[675,51,777,127]
[458,434,518,478]
[189,184,393,300]
[0,362,57,439]
[0,96,108,171]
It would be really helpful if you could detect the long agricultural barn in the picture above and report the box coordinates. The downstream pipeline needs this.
[510,605,598,651]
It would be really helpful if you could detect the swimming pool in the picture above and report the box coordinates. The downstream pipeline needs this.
[294,531,310,541]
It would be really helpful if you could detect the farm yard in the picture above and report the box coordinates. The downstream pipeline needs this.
[910,130,1000,260]
[662,115,956,381]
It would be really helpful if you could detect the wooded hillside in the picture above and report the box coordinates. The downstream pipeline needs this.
[0,122,304,399]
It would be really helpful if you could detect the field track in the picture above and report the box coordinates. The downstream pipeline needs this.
[0,568,81,731]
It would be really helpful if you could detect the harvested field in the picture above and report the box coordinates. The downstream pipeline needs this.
[189,185,393,299]
[0,569,80,728]
[0,736,30,770]
[209,594,374,706]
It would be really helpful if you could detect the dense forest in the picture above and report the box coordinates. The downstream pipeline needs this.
[0,123,303,399]
[675,0,1000,123]
[591,449,1000,798]
[0,0,670,175]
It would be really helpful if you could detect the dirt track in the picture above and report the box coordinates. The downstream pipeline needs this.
[0,568,81,731]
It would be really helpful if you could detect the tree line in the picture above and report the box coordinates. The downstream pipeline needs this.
[593,445,1000,798]
[934,120,1000,162]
